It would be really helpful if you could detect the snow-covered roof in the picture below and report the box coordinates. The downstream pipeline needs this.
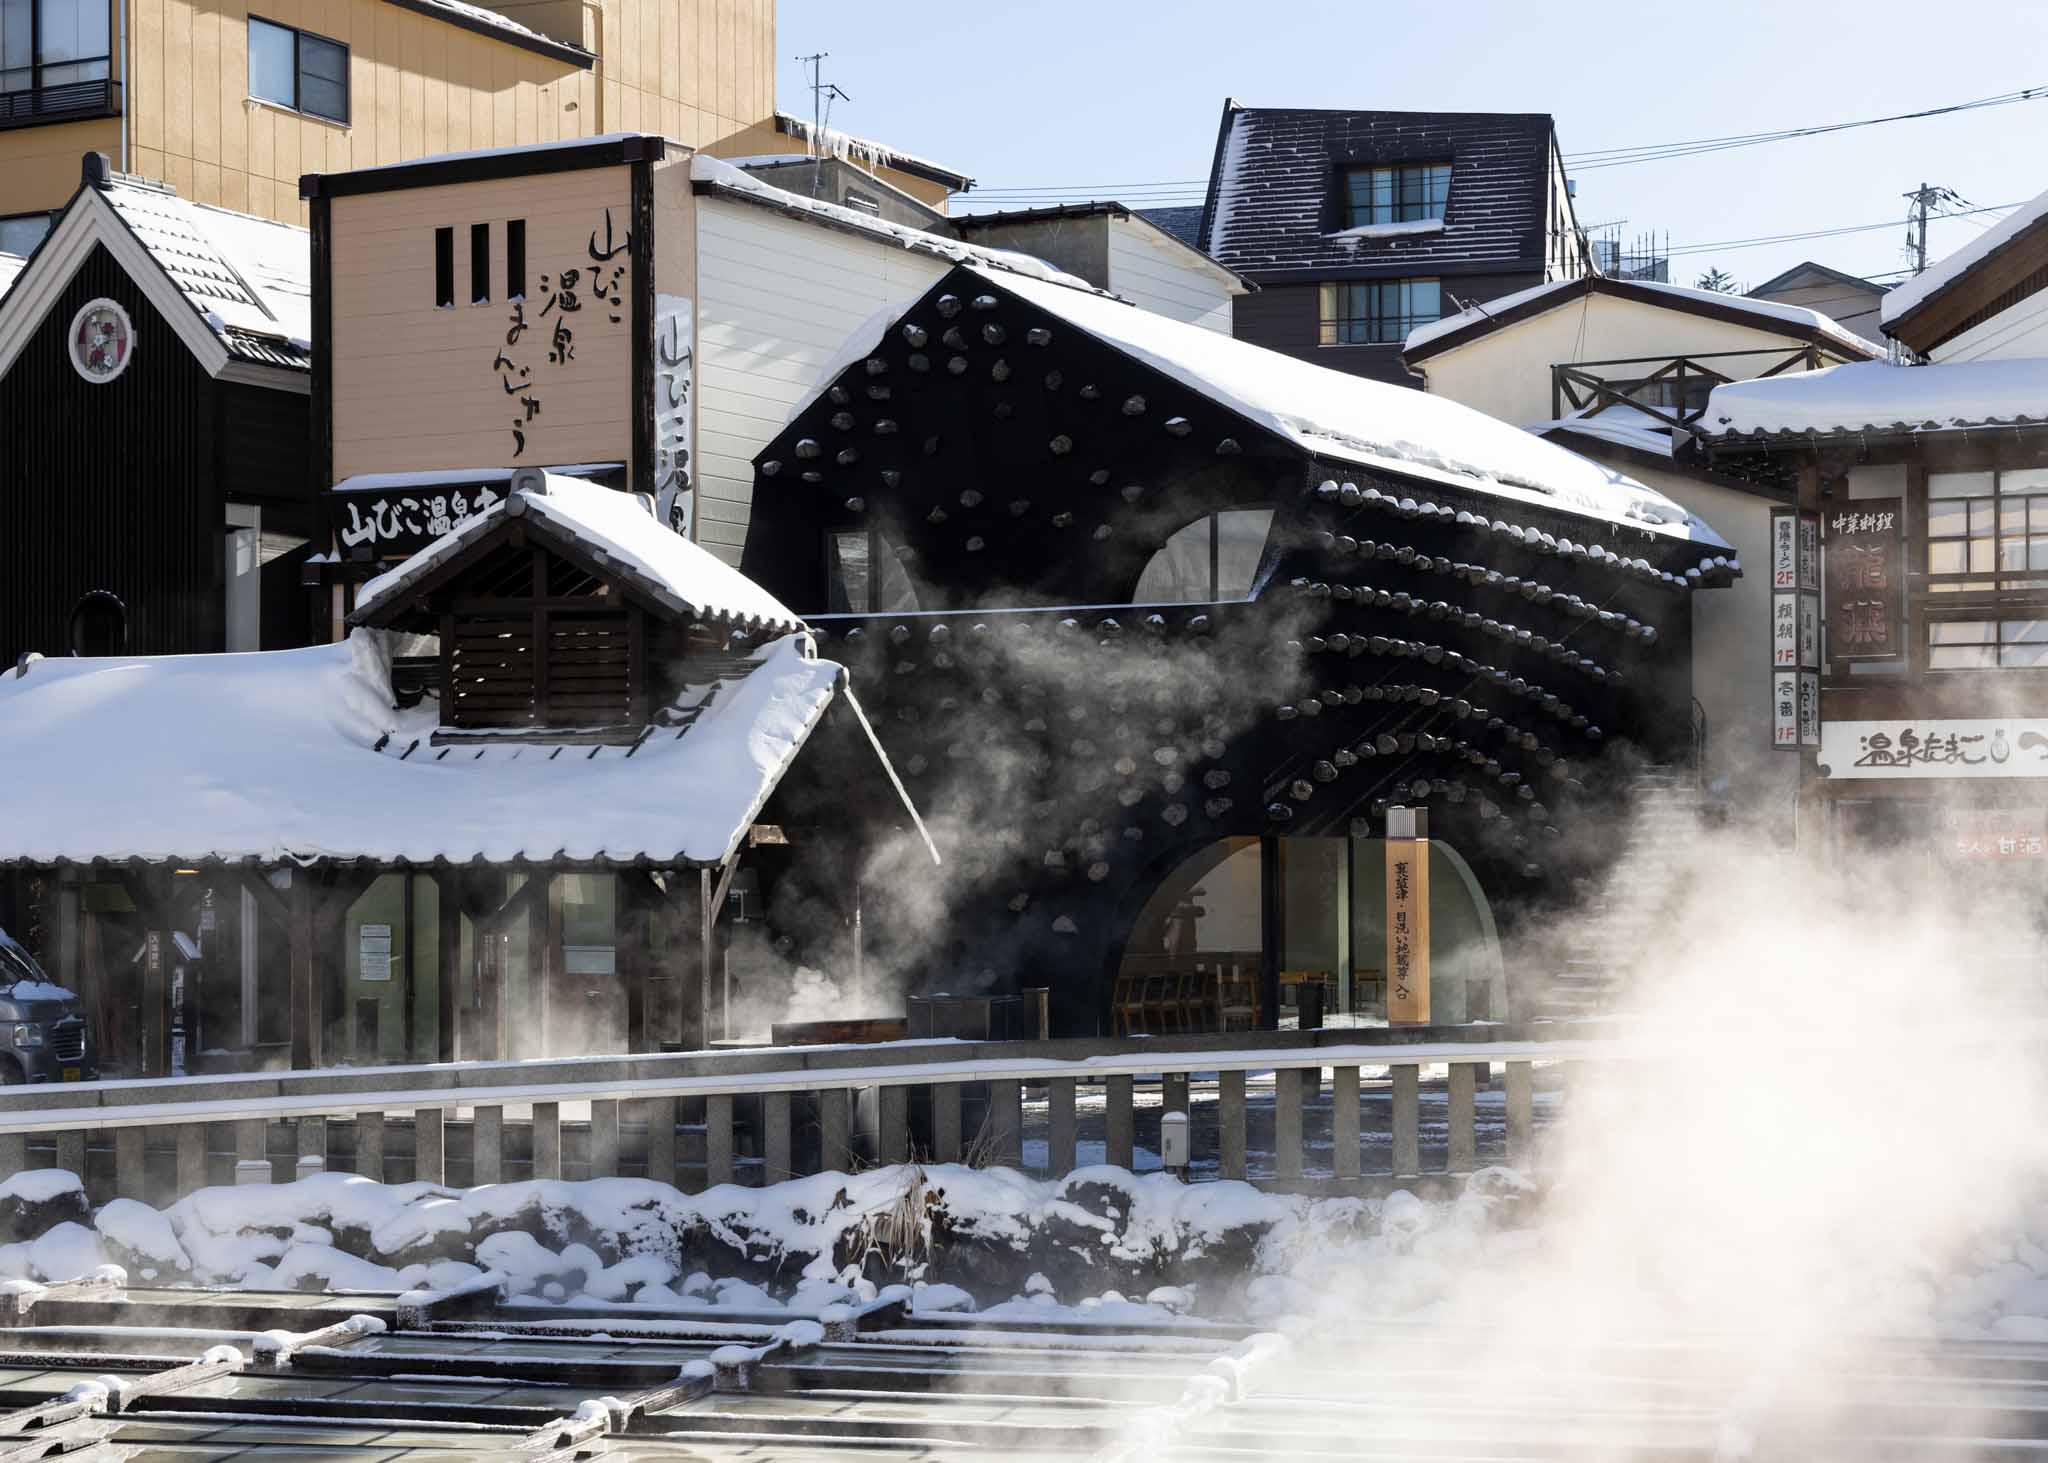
[0,251,24,301]
[772,112,973,192]
[690,157,1096,293]
[932,266,1730,548]
[101,175,310,363]
[1405,274,1878,360]
[1882,186,2048,331]
[1526,403,1678,460]
[0,632,845,867]
[1696,357,2048,441]
[397,0,588,56]
[353,472,801,631]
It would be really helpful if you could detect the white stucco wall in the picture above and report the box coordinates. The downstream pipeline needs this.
[1105,216,1235,334]
[1413,292,1846,428]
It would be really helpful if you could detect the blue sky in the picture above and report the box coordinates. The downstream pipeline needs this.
[772,0,2047,297]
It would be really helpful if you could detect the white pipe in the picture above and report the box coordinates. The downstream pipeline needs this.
[115,0,127,171]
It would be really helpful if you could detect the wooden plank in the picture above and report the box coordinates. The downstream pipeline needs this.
[644,1096,677,1186]
[590,1100,621,1179]
[1219,1070,1246,1180]
[1332,1066,1361,1180]
[877,1085,908,1167]
[415,1107,445,1184]
[532,1101,562,1179]
[931,1082,961,1164]
[1047,1077,1076,1177]
[1105,1075,1134,1170]
[1274,1068,1303,1180]
[988,1080,1022,1170]
[1391,1064,1420,1177]
[471,1106,501,1185]
[819,1088,850,1172]
[1505,1060,1534,1165]
[357,1112,385,1183]
[704,1094,733,1185]
[1448,1062,1479,1172]
[761,1091,791,1182]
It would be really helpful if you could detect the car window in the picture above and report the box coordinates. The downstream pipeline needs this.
[0,937,40,983]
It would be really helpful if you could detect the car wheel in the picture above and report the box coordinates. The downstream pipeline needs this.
[0,1060,22,1086]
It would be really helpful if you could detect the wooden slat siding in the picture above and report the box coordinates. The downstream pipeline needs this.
[645,1096,678,1184]
[759,1091,789,1182]
[356,1110,384,1181]
[1391,1065,1420,1177]
[988,1080,1023,1170]
[877,1086,908,1167]
[0,244,226,666]
[1273,1068,1302,1181]
[1505,1061,1534,1165]
[1218,1070,1246,1180]
[414,1106,445,1183]
[819,1088,850,1172]
[1047,1078,1077,1176]
[703,1094,732,1185]
[1447,1063,1478,1171]
[328,167,634,481]
[930,1082,962,1163]
[115,1128,145,1200]
[692,198,952,566]
[1331,1066,1361,1180]
[1105,218,1234,334]
[1104,1075,1134,1170]
[531,1101,561,1178]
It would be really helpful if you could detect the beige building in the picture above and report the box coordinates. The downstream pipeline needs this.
[0,0,779,249]
[1402,274,1879,832]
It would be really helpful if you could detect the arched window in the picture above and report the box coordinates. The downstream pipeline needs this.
[1132,509,1274,604]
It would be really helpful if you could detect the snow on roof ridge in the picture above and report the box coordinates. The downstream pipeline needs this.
[100,177,311,354]
[1405,274,1877,357]
[772,111,968,187]
[689,155,1096,293]
[1881,185,2048,329]
[1698,357,2048,439]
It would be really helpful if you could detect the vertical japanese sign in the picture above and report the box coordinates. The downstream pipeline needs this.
[1824,498,1903,661]
[653,293,695,538]
[1385,807,1430,1024]
[1770,510,1823,749]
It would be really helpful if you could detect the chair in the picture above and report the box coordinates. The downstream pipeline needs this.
[1140,973,1183,1035]
[1176,969,1211,1033]
[1216,964,1258,1032]
[1112,971,1147,1037]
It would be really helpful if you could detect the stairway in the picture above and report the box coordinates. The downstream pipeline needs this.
[1530,765,1702,1021]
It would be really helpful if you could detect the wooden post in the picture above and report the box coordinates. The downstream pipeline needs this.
[177,1125,208,1195]
[415,1107,445,1184]
[1447,1062,1477,1172]
[435,871,459,1063]
[704,1095,733,1186]
[1332,1065,1361,1180]
[527,873,552,1061]
[55,1130,85,1185]
[1391,1064,1420,1176]
[1105,1075,1134,1169]
[357,1112,384,1183]
[589,1100,621,1179]
[684,867,712,1052]
[1505,1060,1534,1165]
[1161,1071,1189,1123]
[646,1097,679,1186]
[621,880,648,1054]
[877,1086,908,1167]
[1219,1070,1247,1180]
[115,1127,145,1200]
[0,1132,22,1177]
[819,1089,851,1172]
[1047,1078,1077,1177]
[988,1080,1022,1171]
[760,1092,790,1183]
[235,1118,270,1184]
[1385,807,1431,1024]
[532,1102,562,1180]
[289,873,319,1071]
[296,1117,327,1180]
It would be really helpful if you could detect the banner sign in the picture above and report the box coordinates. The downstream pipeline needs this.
[1940,807,2048,860]
[1385,816,1430,1024]
[1824,498,1903,661]
[1819,719,2048,779]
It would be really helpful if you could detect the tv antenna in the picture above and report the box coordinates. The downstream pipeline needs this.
[795,52,850,159]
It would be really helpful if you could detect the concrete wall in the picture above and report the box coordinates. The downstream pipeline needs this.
[1106,215,1234,334]
[1414,291,1840,427]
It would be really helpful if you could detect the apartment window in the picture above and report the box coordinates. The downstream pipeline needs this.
[1,0,111,98]
[248,16,346,123]
[1132,510,1275,604]
[1318,279,1441,346]
[506,218,525,300]
[1925,468,2048,595]
[469,222,489,304]
[0,211,49,255]
[1343,163,1450,228]
[1927,620,2048,670]
[433,226,453,308]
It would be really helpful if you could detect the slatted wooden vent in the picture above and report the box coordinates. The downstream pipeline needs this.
[447,607,634,731]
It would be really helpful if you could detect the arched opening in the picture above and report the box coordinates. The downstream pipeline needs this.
[1131,509,1276,604]
[1115,832,1504,1032]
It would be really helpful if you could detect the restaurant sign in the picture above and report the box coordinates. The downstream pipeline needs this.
[1940,807,2048,860]
[1769,508,1821,749]
[1824,498,1903,661]
[1819,719,2048,779]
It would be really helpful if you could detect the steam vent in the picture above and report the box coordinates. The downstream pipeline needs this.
[742,265,1740,1036]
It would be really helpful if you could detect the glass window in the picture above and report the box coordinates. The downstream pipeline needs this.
[1319,279,1441,346]
[3,0,110,91]
[248,15,346,122]
[1927,469,2048,595]
[1343,163,1451,228]
[824,530,919,613]
[1,0,30,92]
[1927,618,2048,670]
[1132,509,1275,604]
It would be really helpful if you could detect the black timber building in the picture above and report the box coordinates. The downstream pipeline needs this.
[1194,103,1588,388]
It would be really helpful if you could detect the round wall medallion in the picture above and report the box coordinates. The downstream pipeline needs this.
[68,299,134,383]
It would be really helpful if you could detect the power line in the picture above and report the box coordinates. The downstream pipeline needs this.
[1660,200,2019,258]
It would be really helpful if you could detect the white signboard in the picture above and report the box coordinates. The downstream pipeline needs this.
[653,293,695,538]
[1771,513,1797,590]
[1772,671,1797,749]
[359,923,393,982]
[1798,596,1820,671]
[1819,719,2048,779]
[1797,671,1820,748]
[1772,593,1797,667]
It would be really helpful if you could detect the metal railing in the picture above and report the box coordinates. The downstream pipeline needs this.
[1549,346,1826,429]
[0,75,119,128]
[0,1025,1586,1202]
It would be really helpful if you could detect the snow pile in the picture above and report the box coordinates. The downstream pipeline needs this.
[1883,184,2048,327]
[6,980,73,1003]
[0,629,847,867]
[1325,218,1445,243]
[1699,356,2048,439]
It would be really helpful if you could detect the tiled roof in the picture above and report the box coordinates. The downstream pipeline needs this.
[1198,106,1556,278]
[1138,206,1204,249]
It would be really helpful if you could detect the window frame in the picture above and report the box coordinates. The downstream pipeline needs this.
[1341,162,1451,229]
[1130,508,1276,606]
[1317,278,1442,347]
[1917,464,2048,675]
[0,0,112,99]
[246,14,348,124]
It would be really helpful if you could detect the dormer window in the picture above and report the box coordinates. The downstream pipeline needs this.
[1343,163,1450,228]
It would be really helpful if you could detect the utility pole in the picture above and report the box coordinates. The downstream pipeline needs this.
[1903,182,1962,274]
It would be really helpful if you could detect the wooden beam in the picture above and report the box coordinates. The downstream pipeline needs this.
[435,870,460,1062]
[289,872,318,1071]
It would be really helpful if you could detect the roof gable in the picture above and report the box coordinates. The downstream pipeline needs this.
[1882,187,2048,353]
[1196,105,1557,279]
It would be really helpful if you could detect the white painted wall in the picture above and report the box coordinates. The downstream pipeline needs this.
[1414,292,1841,428]
[694,198,951,565]
[1749,278,1887,351]
[1105,217,1235,334]
[1932,285,2048,363]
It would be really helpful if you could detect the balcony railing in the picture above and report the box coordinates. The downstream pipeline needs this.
[1550,345,1824,432]
[0,74,120,130]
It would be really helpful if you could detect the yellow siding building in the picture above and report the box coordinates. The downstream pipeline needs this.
[0,0,773,247]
